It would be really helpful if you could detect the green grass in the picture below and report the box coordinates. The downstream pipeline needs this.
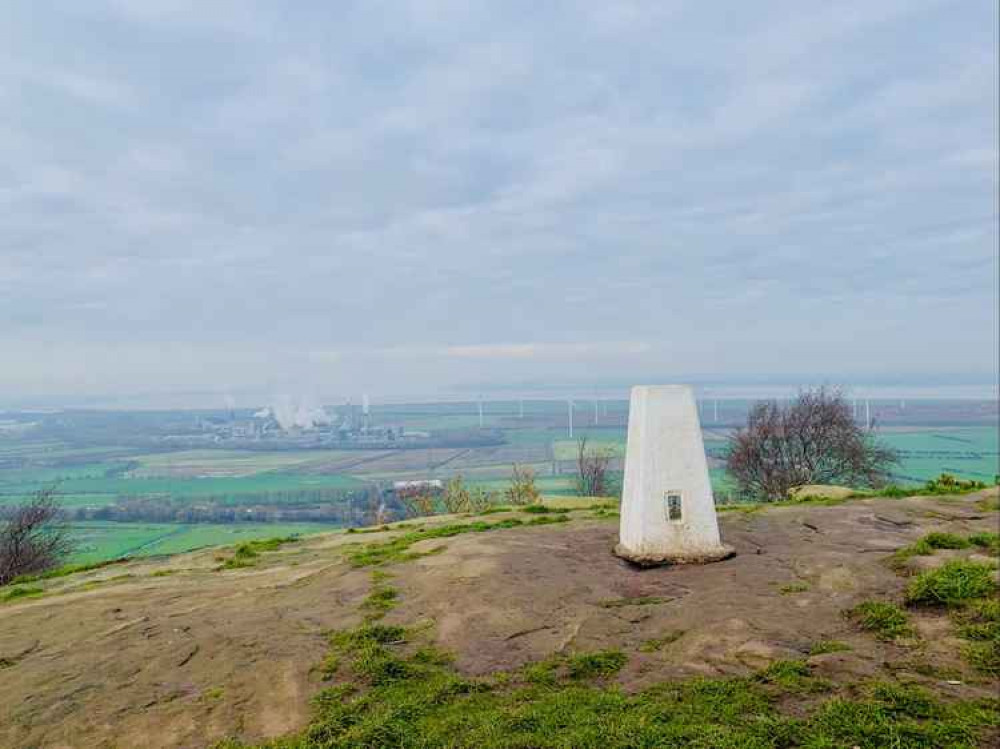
[808,640,852,656]
[779,582,810,595]
[343,515,571,568]
[0,585,45,603]
[920,532,972,550]
[848,601,913,640]
[942,585,1000,676]
[216,625,999,749]
[361,572,400,620]
[880,428,999,484]
[218,536,299,570]
[10,557,130,584]
[889,531,989,570]
[520,504,570,514]
[899,559,999,675]
[68,521,332,564]
[968,532,1000,555]
[0,470,363,507]
[905,560,998,607]
[755,660,825,692]
[566,650,627,680]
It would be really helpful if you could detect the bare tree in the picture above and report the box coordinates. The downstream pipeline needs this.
[0,486,74,585]
[726,387,898,501]
[575,437,614,497]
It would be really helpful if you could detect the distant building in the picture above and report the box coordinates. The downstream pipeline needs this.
[392,479,444,492]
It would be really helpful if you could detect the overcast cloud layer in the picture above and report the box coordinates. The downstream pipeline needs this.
[1,0,997,405]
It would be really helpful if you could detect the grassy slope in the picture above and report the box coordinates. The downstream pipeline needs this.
[213,500,1000,749]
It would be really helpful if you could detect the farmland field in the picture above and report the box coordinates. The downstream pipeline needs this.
[879,426,998,483]
[0,467,364,507]
[0,400,995,565]
[69,521,334,564]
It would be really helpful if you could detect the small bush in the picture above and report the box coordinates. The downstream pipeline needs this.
[467,486,502,513]
[923,474,987,495]
[567,650,627,679]
[441,476,472,514]
[848,601,912,640]
[905,561,997,607]
[506,464,541,506]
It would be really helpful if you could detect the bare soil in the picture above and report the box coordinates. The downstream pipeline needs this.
[1,488,997,749]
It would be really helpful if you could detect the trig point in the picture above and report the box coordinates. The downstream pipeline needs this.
[614,385,735,566]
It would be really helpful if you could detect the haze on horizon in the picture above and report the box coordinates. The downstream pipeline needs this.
[1,1,997,407]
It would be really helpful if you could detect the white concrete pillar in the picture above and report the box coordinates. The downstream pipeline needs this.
[614,385,734,566]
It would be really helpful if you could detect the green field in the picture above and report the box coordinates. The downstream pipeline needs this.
[69,521,336,564]
[0,464,363,507]
[1,413,995,566]
[881,427,998,483]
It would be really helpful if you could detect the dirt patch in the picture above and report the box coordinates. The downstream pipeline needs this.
[0,489,996,748]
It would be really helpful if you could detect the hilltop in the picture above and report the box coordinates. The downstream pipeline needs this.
[1,489,998,748]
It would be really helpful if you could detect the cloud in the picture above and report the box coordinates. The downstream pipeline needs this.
[0,0,996,402]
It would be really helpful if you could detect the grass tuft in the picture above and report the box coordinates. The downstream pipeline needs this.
[779,582,810,595]
[905,560,997,607]
[756,660,825,692]
[567,650,627,680]
[639,630,685,652]
[344,516,570,568]
[520,505,570,514]
[218,536,299,570]
[921,532,971,550]
[361,586,399,617]
[847,601,913,640]
[967,532,999,555]
[808,640,852,656]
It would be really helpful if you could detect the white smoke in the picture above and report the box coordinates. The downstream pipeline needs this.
[255,395,331,431]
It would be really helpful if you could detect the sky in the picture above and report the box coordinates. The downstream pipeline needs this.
[1,1,997,406]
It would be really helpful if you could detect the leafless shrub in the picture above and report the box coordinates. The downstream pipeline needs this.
[468,485,501,513]
[397,485,438,518]
[506,464,541,506]
[726,387,898,501]
[575,437,615,497]
[442,476,472,513]
[0,486,74,586]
